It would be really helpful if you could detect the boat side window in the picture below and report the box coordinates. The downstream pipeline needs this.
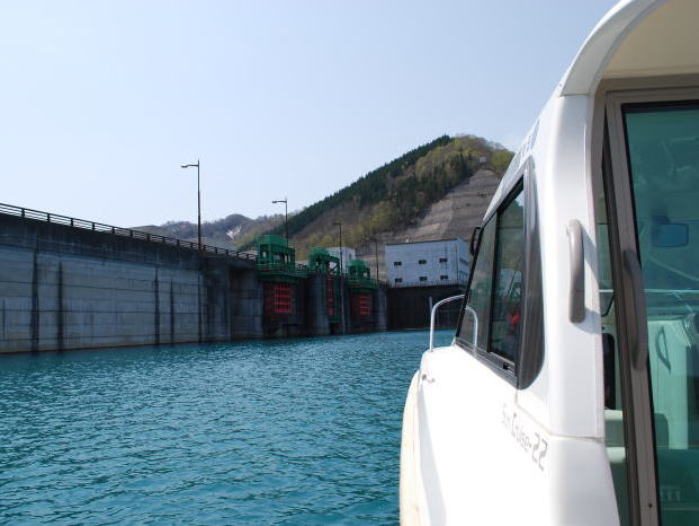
[457,184,525,370]
[490,190,525,363]
[457,216,496,351]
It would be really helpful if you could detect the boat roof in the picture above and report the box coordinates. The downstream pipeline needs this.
[486,0,699,218]
[560,0,699,96]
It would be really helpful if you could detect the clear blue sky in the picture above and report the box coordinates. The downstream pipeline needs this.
[1,0,616,227]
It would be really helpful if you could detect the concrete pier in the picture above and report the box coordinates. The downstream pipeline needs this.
[307,274,331,336]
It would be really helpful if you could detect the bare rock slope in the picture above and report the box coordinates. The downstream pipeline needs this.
[356,169,501,280]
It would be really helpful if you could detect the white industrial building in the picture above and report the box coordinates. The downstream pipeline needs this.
[385,238,469,287]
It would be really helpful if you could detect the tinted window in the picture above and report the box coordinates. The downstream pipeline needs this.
[458,217,496,350]
[623,102,699,525]
[490,192,524,362]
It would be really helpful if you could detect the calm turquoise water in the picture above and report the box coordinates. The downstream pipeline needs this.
[0,330,452,525]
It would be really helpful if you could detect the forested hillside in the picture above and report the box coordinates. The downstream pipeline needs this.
[261,134,512,257]
[139,134,512,258]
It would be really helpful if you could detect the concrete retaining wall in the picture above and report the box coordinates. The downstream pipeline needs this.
[0,214,258,353]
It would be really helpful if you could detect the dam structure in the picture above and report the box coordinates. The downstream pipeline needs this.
[0,203,386,353]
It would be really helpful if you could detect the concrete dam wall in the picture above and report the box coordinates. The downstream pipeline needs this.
[0,213,261,353]
[0,210,387,353]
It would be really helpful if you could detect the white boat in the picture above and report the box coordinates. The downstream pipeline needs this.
[399,1,699,524]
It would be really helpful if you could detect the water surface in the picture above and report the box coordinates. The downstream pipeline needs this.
[0,330,452,525]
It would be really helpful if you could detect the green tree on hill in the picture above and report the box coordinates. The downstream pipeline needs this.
[242,134,512,251]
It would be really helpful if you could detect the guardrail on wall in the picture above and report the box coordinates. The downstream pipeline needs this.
[0,202,257,262]
[388,279,465,289]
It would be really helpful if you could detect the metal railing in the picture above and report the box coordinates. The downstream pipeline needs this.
[0,202,257,262]
[390,278,466,289]
[429,294,464,350]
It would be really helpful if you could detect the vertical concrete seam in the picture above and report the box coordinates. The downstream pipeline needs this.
[57,261,64,351]
[1,299,6,343]
[170,279,175,344]
[30,251,39,352]
[154,268,160,346]
[197,270,202,344]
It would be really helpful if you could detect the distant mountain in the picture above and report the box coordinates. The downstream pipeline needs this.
[136,213,284,251]
[139,134,512,269]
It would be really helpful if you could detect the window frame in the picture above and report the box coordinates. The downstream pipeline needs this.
[454,158,545,389]
[601,79,699,526]
[455,179,525,384]
[484,182,525,370]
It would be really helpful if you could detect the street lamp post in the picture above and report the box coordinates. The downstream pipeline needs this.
[333,221,343,274]
[272,198,288,244]
[180,159,201,250]
[373,238,379,281]
[333,220,344,333]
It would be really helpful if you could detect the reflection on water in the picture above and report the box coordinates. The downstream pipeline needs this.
[0,330,452,525]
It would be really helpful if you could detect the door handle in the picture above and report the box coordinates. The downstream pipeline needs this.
[567,220,585,322]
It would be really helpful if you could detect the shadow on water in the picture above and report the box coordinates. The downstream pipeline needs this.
[0,329,454,525]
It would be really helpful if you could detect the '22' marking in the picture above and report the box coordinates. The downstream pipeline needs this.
[530,432,548,471]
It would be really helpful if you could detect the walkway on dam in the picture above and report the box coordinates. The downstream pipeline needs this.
[0,202,258,264]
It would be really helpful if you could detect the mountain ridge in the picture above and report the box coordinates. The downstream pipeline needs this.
[137,134,512,271]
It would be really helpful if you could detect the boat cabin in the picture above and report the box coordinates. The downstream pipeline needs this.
[400,1,699,525]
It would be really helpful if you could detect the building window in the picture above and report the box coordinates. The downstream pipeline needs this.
[419,276,428,282]
[440,275,449,280]
[418,259,427,265]
[393,261,402,266]
[459,258,468,266]
[394,278,403,284]
[439,257,447,263]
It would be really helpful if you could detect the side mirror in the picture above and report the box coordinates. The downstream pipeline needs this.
[470,226,482,256]
[652,222,689,247]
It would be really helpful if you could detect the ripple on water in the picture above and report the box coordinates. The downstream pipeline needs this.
[0,330,452,525]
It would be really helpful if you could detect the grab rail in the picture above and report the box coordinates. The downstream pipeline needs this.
[463,305,479,350]
[567,219,585,322]
[429,294,465,350]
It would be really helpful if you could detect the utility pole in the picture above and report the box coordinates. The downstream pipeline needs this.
[333,221,343,274]
[333,220,344,333]
[181,159,201,250]
[373,238,379,281]
[272,198,288,244]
